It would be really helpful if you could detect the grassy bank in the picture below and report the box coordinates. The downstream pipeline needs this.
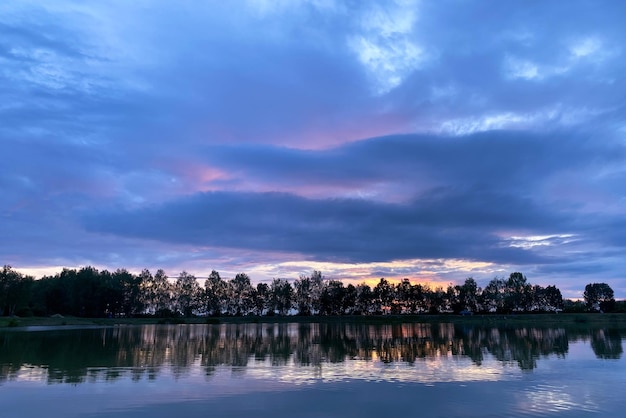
[2,312,626,329]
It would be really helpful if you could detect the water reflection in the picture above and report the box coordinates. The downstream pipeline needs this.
[590,327,623,359]
[0,322,622,384]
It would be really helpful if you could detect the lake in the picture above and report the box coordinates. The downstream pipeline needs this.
[1,321,625,417]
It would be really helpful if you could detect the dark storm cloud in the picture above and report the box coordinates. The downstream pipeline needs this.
[199,130,624,193]
[83,186,573,266]
[83,125,626,282]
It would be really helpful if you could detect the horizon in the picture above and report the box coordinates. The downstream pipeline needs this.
[8,264,618,302]
[2,1,626,299]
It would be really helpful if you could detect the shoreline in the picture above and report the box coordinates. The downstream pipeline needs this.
[2,312,626,329]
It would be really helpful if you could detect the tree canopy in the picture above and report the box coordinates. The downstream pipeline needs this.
[1,265,621,318]
[584,283,615,312]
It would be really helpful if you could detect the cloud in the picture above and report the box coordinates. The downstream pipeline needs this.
[193,130,624,203]
[348,0,424,94]
[2,0,626,295]
[79,125,626,291]
[4,122,626,289]
[81,181,577,267]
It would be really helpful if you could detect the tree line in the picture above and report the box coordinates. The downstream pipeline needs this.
[0,265,620,318]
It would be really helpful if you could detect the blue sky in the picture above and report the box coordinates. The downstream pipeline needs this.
[2,0,625,298]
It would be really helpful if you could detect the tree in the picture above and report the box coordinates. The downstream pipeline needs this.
[99,269,122,317]
[175,271,201,317]
[355,283,374,314]
[429,286,448,313]
[396,279,413,314]
[505,272,532,312]
[269,278,293,315]
[448,284,462,314]
[204,270,227,316]
[319,280,345,315]
[584,283,615,312]
[532,285,563,312]
[373,278,394,314]
[563,299,586,313]
[153,269,173,315]
[343,284,357,314]
[139,269,172,315]
[411,283,428,313]
[253,282,270,316]
[309,270,324,315]
[229,273,254,315]
[0,265,34,316]
[482,277,507,313]
[458,278,480,313]
[294,275,313,316]
[138,269,155,313]
[74,267,107,317]
[114,269,144,317]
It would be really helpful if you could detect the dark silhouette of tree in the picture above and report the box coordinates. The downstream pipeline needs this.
[309,270,324,315]
[428,286,448,313]
[584,283,615,312]
[74,267,109,317]
[138,269,154,313]
[175,271,201,317]
[204,270,227,316]
[294,275,313,315]
[269,278,293,315]
[452,278,480,313]
[343,284,357,314]
[253,282,270,316]
[482,277,506,312]
[229,273,254,315]
[0,263,605,318]
[154,269,173,315]
[563,299,586,313]
[319,280,345,315]
[411,283,429,313]
[114,269,144,317]
[544,285,564,311]
[0,265,34,316]
[505,272,532,312]
[139,269,173,315]
[373,278,394,314]
[396,279,413,314]
[355,283,374,314]
[531,285,563,312]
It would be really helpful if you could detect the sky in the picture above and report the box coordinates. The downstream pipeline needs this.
[1,0,625,299]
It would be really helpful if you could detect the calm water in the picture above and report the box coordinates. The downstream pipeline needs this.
[1,322,625,417]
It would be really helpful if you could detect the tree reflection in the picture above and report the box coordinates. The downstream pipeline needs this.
[0,323,622,383]
[590,328,623,359]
